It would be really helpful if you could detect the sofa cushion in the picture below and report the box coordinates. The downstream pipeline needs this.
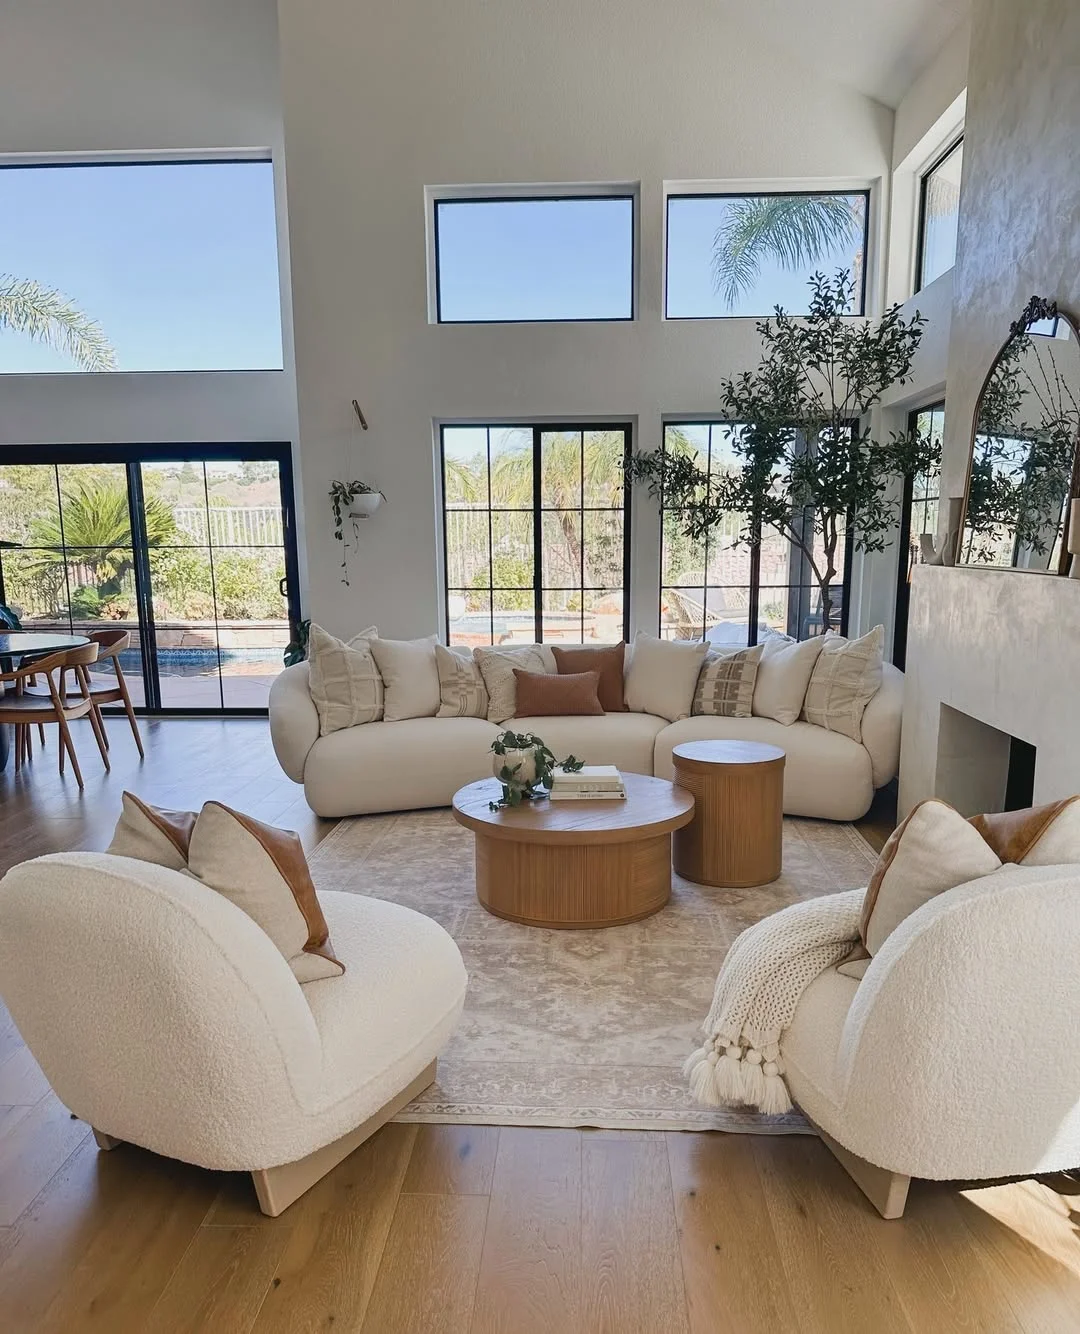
[107,791,195,871]
[692,644,763,718]
[369,634,440,722]
[801,626,884,742]
[551,643,627,711]
[623,633,708,722]
[308,624,383,734]
[781,965,860,1126]
[506,711,667,775]
[513,668,603,716]
[304,717,500,818]
[188,801,344,983]
[474,644,555,723]
[435,643,489,719]
[752,635,823,725]
[654,716,873,822]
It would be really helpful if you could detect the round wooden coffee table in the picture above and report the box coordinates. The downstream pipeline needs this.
[451,773,695,928]
[671,740,786,888]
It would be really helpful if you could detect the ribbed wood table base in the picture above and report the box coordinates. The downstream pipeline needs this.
[672,740,786,888]
[474,830,674,928]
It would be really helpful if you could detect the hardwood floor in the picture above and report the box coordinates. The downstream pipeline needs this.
[1,716,1079,1332]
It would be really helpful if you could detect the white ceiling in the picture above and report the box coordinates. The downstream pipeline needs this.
[720,0,970,108]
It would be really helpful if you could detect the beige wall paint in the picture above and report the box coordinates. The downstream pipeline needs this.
[901,0,1080,813]
[277,0,894,639]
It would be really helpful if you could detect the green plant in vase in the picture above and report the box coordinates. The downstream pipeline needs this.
[488,731,584,811]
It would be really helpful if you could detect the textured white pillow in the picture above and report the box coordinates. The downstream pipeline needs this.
[474,643,555,723]
[106,791,195,871]
[435,643,489,719]
[369,634,440,722]
[307,623,382,734]
[801,625,884,742]
[752,636,824,725]
[188,801,343,983]
[623,633,708,722]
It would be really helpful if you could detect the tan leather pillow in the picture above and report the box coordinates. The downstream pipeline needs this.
[551,643,627,711]
[107,791,196,871]
[512,668,603,717]
[188,802,343,982]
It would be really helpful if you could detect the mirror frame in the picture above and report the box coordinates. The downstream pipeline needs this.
[959,295,1080,575]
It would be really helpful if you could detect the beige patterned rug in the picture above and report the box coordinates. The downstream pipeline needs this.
[308,809,878,1133]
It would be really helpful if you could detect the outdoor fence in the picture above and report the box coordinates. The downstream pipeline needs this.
[173,506,284,547]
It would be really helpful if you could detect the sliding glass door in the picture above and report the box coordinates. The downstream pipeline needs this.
[0,444,300,712]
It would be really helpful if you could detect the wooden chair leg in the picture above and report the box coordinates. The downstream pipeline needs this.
[13,725,23,773]
[813,1123,911,1220]
[37,722,46,746]
[116,668,143,758]
[76,669,110,772]
[55,714,84,789]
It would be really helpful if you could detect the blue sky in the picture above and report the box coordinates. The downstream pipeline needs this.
[665,194,867,318]
[0,161,283,372]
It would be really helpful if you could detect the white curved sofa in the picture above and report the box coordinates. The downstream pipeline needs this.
[0,851,467,1215]
[782,862,1080,1215]
[270,659,904,822]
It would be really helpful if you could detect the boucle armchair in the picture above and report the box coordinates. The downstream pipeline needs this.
[0,851,467,1216]
[782,862,1080,1217]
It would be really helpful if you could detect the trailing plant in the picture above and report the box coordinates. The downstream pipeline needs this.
[488,730,585,811]
[284,617,311,667]
[625,271,936,634]
[329,480,386,585]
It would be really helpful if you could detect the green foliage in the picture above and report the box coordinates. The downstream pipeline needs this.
[626,272,936,633]
[488,731,585,810]
[329,480,385,585]
[712,196,862,307]
[284,618,311,666]
[0,275,117,371]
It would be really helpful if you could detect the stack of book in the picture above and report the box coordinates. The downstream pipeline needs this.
[549,764,627,801]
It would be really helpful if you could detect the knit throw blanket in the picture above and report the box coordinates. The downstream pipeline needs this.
[685,887,866,1115]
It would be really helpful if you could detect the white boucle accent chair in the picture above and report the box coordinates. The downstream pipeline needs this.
[0,851,467,1216]
[270,659,905,822]
[782,862,1080,1218]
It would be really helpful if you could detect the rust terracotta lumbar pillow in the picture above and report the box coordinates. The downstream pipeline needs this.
[551,643,627,711]
[511,667,604,717]
[106,791,197,871]
[187,801,344,982]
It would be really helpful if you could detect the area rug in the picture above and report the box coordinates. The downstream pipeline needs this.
[308,810,878,1133]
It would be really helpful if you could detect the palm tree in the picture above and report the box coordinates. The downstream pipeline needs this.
[26,476,175,599]
[0,275,116,371]
[710,195,863,307]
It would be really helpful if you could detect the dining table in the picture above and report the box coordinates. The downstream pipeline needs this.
[0,632,92,773]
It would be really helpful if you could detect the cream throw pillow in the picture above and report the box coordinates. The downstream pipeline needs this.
[801,626,884,742]
[623,633,708,722]
[107,791,196,871]
[752,636,823,725]
[307,623,382,734]
[188,801,344,983]
[692,644,763,718]
[838,794,1080,979]
[474,644,555,723]
[369,634,440,722]
[435,643,489,719]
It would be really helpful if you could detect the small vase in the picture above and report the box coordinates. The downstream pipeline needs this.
[492,746,539,789]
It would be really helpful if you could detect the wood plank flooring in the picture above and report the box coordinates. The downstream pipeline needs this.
[1,716,1078,1332]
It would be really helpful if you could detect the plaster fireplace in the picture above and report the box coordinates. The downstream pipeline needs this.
[899,566,1080,818]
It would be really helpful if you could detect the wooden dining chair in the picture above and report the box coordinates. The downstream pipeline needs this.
[80,629,145,759]
[0,644,104,789]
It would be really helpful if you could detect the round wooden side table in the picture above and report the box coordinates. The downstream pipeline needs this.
[671,740,786,887]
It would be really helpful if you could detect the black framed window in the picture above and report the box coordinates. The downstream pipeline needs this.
[660,423,850,645]
[433,194,635,323]
[665,190,870,319]
[0,444,301,714]
[441,424,631,646]
[893,403,944,668]
[915,137,963,291]
[0,158,283,373]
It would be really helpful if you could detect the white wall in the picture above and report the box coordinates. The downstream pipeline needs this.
[0,1,300,545]
[900,0,1080,815]
[277,0,895,639]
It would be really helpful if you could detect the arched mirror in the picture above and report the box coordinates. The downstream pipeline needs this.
[959,297,1080,571]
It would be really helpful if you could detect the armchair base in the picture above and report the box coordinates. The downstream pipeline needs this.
[813,1121,910,1219]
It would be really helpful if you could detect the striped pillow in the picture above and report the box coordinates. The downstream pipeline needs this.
[307,623,383,734]
[435,643,489,718]
[692,644,763,717]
